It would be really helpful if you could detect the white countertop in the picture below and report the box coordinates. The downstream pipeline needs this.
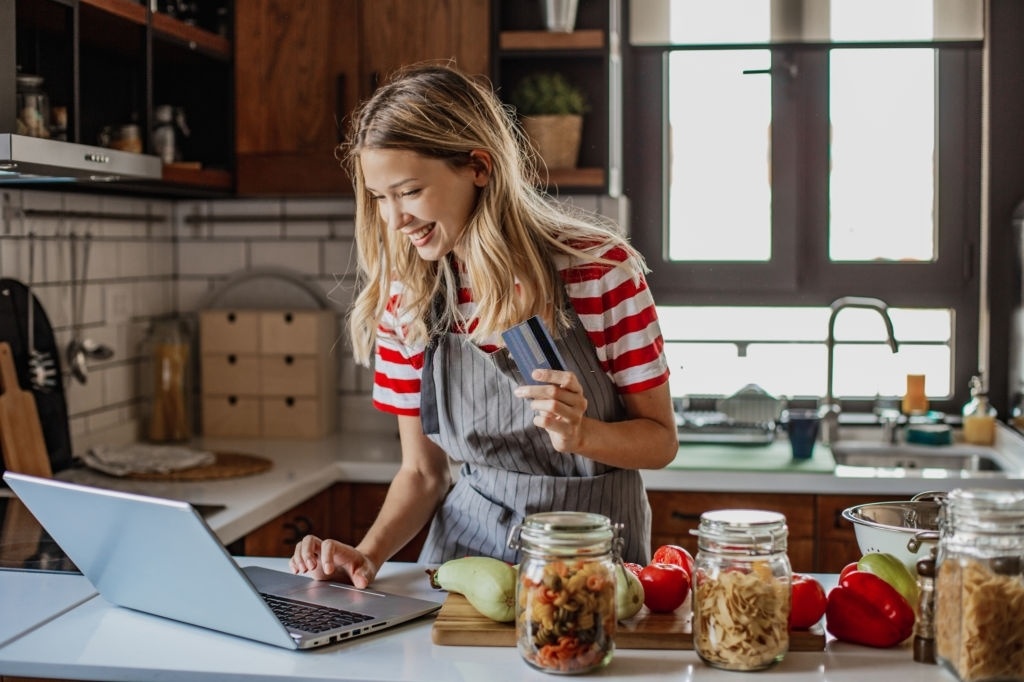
[0,558,959,682]
[24,425,1024,547]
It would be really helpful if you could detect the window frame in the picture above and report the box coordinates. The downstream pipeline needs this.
[622,41,983,413]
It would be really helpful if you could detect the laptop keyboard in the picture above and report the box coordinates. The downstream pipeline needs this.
[261,593,374,634]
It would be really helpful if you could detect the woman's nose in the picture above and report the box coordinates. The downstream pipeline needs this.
[383,202,412,230]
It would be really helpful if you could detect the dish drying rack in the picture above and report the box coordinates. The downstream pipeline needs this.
[676,385,784,445]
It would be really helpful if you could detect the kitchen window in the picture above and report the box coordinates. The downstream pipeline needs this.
[624,1,983,412]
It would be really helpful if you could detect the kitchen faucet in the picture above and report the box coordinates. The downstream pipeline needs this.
[820,297,900,445]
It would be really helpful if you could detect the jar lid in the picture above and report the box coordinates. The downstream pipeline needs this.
[693,509,788,554]
[16,74,44,88]
[507,511,618,555]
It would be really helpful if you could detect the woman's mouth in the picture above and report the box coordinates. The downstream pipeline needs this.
[407,223,435,246]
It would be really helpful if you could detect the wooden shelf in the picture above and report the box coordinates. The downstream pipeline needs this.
[499,29,605,51]
[161,164,233,190]
[152,12,231,59]
[80,0,147,25]
[543,167,605,189]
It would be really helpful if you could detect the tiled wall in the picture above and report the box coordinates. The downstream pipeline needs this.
[0,188,627,455]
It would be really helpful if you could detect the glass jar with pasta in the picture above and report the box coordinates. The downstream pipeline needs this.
[507,511,619,674]
[934,488,1024,682]
[691,509,791,671]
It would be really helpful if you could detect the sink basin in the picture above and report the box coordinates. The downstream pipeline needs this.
[830,441,1014,475]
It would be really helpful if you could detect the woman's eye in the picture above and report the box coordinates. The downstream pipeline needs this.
[400,188,421,198]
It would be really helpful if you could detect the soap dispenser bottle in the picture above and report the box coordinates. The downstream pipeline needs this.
[962,374,997,445]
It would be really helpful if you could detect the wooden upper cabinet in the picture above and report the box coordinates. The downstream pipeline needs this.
[234,0,358,196]
[234,0,489,197]
[358,0,490,96]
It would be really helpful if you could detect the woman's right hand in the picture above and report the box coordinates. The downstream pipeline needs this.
[289,535,378,589]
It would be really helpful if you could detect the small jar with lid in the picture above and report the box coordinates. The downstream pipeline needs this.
[934,488,1024,682]
[507,511,619,674]
[16,74,51,139]
[691,509,791,671]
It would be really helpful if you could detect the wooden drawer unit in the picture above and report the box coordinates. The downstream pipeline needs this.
[199,309,338,439]
[816,493,894,573]
[648,490,816,572]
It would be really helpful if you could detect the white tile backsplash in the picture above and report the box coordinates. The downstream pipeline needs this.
[0,188,628,453]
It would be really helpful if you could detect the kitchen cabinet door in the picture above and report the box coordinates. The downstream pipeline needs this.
[648,491,816,572]
[815,494,894,573]
[234,0,489,197]
[358,0,489,98]
[337,482,429,563]
[234,0,358,196]
[242,487,333,557]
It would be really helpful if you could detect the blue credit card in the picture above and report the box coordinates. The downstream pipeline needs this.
[501,316,566,385]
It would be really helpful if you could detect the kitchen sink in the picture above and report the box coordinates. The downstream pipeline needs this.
[830,440,1016,476]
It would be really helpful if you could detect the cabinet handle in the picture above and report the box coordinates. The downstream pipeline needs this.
[227,312,236,323]
[284,355,294,365]
[285,396,295,407]
[284,312,294,323]
[283,515,314,544]
[370,71,380,93]
[228,395,238,405]
[227,354,237,364]
[670,510,702,522]
[834,508,849,529]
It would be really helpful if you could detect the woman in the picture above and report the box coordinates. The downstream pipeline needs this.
[290,63,677,588]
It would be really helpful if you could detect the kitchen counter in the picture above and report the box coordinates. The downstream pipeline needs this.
[0,558,959,682]
[25,424,1024,547]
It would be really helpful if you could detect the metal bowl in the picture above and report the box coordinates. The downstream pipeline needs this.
[841,498,942,571]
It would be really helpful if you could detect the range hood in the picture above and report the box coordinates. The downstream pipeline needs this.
[0,134,162,184]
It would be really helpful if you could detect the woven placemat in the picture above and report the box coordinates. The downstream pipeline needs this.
[124,451,272,481]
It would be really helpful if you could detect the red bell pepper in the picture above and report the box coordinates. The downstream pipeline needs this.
[825,570,915,648]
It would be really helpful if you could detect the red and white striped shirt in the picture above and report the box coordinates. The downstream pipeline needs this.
[372,244,669,416]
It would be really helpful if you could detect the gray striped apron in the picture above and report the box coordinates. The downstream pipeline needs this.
[417,306,652,565]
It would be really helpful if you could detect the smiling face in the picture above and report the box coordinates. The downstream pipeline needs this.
[360,148,491,262]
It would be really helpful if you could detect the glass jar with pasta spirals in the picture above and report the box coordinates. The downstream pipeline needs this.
[691,509,791,671]
[935,488,1024,682]
[507,511,619,674]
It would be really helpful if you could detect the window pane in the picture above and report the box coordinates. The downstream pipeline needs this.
[829,48,936,261]
[659,306,952,400]
[668,50,772,261]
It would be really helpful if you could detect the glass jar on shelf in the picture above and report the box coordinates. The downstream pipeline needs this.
[142,318,193,443]
[16,74,51,139]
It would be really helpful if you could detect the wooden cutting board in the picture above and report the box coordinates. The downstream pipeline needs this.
[431,593,826,650]
[0,342,53,478]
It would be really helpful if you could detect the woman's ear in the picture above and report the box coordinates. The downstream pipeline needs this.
[468,150,493,187]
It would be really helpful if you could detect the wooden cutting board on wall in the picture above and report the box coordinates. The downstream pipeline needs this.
[431,593,827,650]
[0,342,53,478]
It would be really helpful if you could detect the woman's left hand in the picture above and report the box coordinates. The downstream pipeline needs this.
[514,368,589,452]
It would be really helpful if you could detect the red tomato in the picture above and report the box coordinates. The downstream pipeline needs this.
[639,563,691,613]
[789,573,827,629]
[651,544,695,577]
[623,562,644,578]
[839,562,859,582]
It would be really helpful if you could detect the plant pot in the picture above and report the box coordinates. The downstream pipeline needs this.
[522,114,582,170]
[542,0,579,32]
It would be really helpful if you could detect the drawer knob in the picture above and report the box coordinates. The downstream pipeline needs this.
[227,312,236,323]
[284,355,294,365]
[284,312,294,323]
[285,397,295,407]
[670,510,702,522]
[228,354,237,364]
[228,395,238,405]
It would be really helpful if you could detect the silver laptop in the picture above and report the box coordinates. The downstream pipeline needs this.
[3,472,441,650]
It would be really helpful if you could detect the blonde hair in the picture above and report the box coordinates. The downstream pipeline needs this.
[343,62,647,366]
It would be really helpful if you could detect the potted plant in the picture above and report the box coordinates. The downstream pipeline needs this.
[509,72,588,170]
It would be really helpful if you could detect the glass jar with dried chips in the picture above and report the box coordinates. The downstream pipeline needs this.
[691,509,791,671]
[507,511,619,674]
[934,488,1024,682]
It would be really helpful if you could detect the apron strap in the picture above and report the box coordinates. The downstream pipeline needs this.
[420,293,445,436]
